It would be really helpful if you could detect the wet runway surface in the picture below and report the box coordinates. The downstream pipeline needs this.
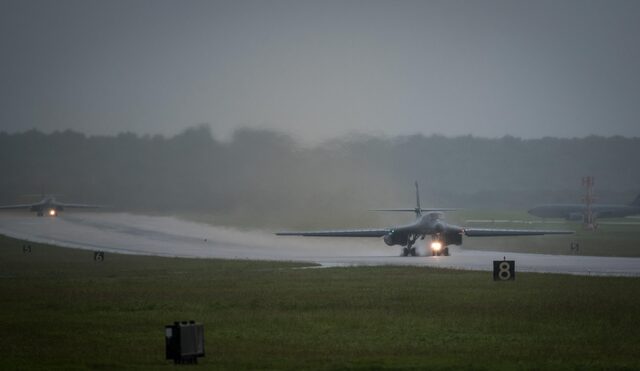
[1,212,639,276]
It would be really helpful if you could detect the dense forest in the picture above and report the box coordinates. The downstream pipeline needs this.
[1,126,639,227]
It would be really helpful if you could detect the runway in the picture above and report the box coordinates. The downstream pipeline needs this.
[1,212,640,276]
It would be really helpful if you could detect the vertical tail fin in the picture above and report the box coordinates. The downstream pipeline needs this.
[370,182,457,215]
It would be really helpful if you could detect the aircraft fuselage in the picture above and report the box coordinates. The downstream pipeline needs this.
[28,198,63,216]
[383,212,464,256]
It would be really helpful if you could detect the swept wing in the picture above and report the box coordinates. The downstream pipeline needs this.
[56,202,104,209]
[0,202,41,210]
[277,227,572,238]
[276,228,389,237]
[463,228,573,237]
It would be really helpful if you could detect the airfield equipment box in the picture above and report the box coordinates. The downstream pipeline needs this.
[165,321,205,364]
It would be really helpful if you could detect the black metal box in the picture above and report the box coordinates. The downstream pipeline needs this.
[165,321,205,364]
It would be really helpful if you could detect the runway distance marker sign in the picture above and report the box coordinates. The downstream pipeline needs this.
[493,260,515,281]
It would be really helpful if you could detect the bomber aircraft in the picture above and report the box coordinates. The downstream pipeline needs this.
[277,182,573,256]
[528,193,640,221]
[0,195,103,216]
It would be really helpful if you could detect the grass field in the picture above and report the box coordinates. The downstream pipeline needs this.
[1,235,640,370]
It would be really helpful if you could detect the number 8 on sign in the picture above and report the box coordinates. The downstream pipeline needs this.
[493,260,515,281]
[498,261,511,280]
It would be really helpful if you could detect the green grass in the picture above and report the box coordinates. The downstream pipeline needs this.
[1,235,640,370]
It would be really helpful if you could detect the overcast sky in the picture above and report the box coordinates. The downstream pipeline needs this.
[1,0,639,142]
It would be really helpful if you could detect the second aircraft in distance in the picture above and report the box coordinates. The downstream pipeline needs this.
[0,194,104,217]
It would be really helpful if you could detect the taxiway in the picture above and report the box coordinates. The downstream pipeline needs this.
[1,212,639,276]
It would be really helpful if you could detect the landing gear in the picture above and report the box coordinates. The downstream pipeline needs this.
[37,211,43,217]
[431,247,449,256]
[401,246,418,257]
[401,236,419,257]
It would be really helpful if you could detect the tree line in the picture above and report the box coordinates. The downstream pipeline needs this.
[1,126,638,227]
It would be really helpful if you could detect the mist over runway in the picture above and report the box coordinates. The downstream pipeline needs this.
[1,212,639,277]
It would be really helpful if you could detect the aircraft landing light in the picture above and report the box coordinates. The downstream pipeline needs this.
[430,241,442,251]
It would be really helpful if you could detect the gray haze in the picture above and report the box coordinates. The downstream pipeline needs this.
[1,128,639,228]
[2,0,640,142]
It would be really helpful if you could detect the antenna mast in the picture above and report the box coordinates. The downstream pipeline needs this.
[581,176,596,230]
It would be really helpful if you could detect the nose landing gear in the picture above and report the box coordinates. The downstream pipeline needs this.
[400,235,451,257]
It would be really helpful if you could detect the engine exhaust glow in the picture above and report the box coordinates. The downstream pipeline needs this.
[49,209,56,216]
[430,241,442,251]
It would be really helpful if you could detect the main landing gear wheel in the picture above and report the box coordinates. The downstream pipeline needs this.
[402,246,418,257]
[432,247,449,256]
